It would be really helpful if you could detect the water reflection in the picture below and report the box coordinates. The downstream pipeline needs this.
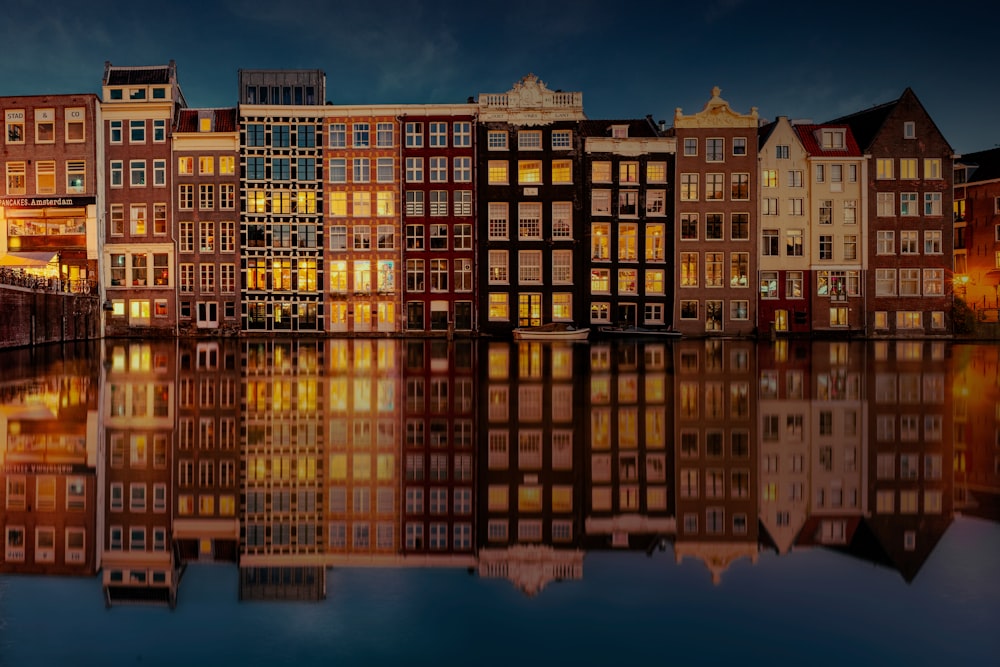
[1,338,998,604]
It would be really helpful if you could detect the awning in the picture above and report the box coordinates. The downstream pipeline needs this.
[0,251,58,267]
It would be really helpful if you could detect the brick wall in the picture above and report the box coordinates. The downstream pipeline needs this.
[0,285,101,349]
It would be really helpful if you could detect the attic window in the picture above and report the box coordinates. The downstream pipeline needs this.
[110,89,123,100]
[821,129,845,149]
[130,88,146,100]
[152,88,166,100]
[903,121,915,139]
[199,117,212,132]
[611,125,628,139]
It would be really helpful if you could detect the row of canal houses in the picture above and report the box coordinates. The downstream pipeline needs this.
[0,62,963,338]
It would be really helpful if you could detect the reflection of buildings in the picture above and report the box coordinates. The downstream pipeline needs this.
[241,338,326,600]
[172,340,240,562]
[584,341,674,549]
[0,93,100,290]
[805,341,866,543]
[101,341,180,606]
[401,339,477,564]
[757,339,812,554]
[951,344,1000,520]
[1,345,99,576]
[478,341,585,594]
[673,340,758,583]
[863,340,953,581]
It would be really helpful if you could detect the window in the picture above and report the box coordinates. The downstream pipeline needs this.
[815,164,825,183]
[680,252,698,287]
[518,160,542,184]
[706,138,724,161]
[376,122,393,147]
[924,230,942,254]
[844,235,857,261]
[706,173,724,200]
[819,235,833,260]
[552,202,573,238]
[731,173,749,200]
[733,137,747,156]
[786,229,803,256]
[453,190,472,216]
[775,144,789,159]
[900,268,920,296]
[129,119,145,143]
[924,193,942,216]
[901,230,919,254]
[706,214,723,240]
[875,269,896,296]
[551,129,571,149]
[681,213,699,241]
[900,192,918,216]
[353,122,370,148]
[877,230,894,255]
[7,111,25,143]
[787,271,803,299]
[904,121,915,139]
[876,158,893,179]
[762,169,777,188]
[924,158,942,179]
[429,122,448,147]
[34,162,57,195]
[453,121,472,147]
[552,160,572,183]
[680,173,698,200]
[453,156,472,182]
[488,160,508,184]
[763,229,779,256]
[430,190,447,216]
[923,268,944,296]
[488,130,507,150]
[731,213,749,241]
[6,161,26,194]
[488,250,508,284]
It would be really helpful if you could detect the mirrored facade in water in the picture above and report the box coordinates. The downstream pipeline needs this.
[1,339,997,606]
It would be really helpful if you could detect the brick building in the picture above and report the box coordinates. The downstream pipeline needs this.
[0,93,100,292]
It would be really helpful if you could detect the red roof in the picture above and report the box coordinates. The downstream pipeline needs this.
[176,108,238,133]
[794,124,863,157]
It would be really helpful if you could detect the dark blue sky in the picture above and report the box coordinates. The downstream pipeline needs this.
[2,0,997,153]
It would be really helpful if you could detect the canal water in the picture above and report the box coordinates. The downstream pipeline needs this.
[0,338,997,666]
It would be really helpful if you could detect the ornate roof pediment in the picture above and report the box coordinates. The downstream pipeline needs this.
[675,86,758,129]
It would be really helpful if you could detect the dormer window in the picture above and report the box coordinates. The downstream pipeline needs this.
[110,89,123,100]
[611,125,628,139]
[821,129,845,150]
[152,88,166,100]
[130,88,146,100]
[199,117,212,132]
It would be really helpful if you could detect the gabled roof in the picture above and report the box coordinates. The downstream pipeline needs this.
[827,87,953,154]
[175,108,238,133]
[957,146,1000,183]
[826,97,898,150]
[757,119,778,148]
[578,117,662,138]
[794,124,863,157]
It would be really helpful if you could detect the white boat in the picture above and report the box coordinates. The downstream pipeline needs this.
[513,324,590,341]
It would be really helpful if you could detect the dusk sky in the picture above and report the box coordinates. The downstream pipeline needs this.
[2,0,997,154]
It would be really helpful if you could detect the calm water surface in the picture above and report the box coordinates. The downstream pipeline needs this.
[0,338,998,666]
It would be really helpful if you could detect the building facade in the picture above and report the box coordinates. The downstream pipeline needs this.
[401,111,477,334]
[0,94,100,292]
[173,108,240,336]
[832,88,954,336]
[583,120,675,329]
[673,88,759,336]
[477,75,587,336]
[953,147,1000,311]
[101,62,186,336]
[239,69,326,333]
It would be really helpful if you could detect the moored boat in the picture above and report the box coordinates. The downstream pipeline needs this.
[513,323,590,341]
[597,325,681,338]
